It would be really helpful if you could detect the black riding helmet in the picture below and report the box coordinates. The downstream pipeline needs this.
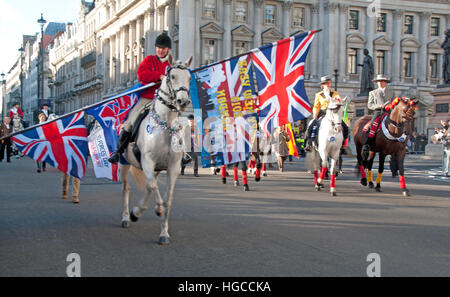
[155,33,172,49]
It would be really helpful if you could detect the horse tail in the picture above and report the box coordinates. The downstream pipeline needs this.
[129,166,148,191]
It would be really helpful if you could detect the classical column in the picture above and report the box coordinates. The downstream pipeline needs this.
[391,9,403,84]
[167,0,176,38]
[223,0,232,58]
[317,0,326,77]
[365,7,375,55]
[179,0,196,63]
[310,3,320,80]
[194,0,201,67]
[147,4,156,55]
[157,5,165,32]
[282,0,293,38]
[325,1,339,75]
[338,3,349,81]
[418,12,431,85]
[253,0,264,47]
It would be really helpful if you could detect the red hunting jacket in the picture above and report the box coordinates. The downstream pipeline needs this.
[137,55,171,99]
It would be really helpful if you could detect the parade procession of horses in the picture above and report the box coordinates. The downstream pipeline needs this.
[0,30,431,246]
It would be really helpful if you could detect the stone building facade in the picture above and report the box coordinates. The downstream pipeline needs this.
[4,0,450,132]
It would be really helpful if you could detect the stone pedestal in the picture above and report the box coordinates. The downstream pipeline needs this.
[425,143,444,158]
[429,86,450,127]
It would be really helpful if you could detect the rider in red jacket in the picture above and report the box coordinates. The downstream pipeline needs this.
[9,103,24,120]
[108,33,172,164]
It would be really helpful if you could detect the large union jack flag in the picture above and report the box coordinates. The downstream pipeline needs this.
[252,30,317,136]
[12,112,89,179]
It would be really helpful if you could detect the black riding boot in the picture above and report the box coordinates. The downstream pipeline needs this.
[108,130,133,164]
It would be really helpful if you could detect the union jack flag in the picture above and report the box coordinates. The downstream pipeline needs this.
[12,112,89,179]
[86,86,140,154]
[252,30,317,136]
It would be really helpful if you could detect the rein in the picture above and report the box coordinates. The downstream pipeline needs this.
[155,64,190,113]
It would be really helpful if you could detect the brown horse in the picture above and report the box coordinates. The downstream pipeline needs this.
[353,97,417,196]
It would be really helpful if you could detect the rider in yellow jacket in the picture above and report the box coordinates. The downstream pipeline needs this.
[305,76,348,151]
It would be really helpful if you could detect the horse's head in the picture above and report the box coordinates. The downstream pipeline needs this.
[389,97,417,135]
[161,55,193,112]
[326,96,347,134]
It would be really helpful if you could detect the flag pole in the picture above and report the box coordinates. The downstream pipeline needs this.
[0,82,158,141]
[192,29,322,73]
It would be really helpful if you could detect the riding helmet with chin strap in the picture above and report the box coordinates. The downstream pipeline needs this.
[155,33,172,49]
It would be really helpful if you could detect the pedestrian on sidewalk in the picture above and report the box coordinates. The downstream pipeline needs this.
[0,117,13,163]
[62,173,81,204]
[181,114,199,177]
[36,113,47,173]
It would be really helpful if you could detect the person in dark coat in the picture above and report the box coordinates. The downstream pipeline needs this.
[0,117,13,163]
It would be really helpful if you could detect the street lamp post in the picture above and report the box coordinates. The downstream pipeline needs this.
[334,68,339,91]
[1,72,5,119]
[18,46,24,112]
[37,13,47,114]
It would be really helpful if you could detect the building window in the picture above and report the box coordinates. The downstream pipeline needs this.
[436,103,449,113]
[203,39,217,65]
[376,50,386,75]
[234,41,247,56]
[203,0,216,19]
[376,13,386,32]
[356,109,365,117]
[292,7,305,28]
[348,48,358,74]
[349,10,359,30]
[431,17,440,37]
[234,1,247,22]
[403,52,412,78]
[264,4,276,25]
[404,15,414,34]
[430,54,438,78]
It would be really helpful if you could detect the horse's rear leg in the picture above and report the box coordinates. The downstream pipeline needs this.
[120,165,131,228]
[355,143,367,186]
[375,153,386,192]
[131,160,156,221]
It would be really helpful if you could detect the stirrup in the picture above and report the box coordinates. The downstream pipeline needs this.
[362,144,370,152]
[182,154,192,165]
[108,153,120,164]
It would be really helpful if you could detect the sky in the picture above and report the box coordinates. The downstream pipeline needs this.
[0,0,80,76]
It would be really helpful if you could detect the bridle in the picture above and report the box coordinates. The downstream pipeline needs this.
[326,104,342,129]
[155,64,191,113]
[385,100,415,138]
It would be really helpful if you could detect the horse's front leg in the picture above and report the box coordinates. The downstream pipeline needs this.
[397,152,410,197]
[130,155,156,221]
[159,156,182,245]
[317,149,328,189]
[121,164,131,228]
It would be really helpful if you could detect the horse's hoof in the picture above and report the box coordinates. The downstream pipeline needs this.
[159,236,170,245]
[316,184,322,191]
[402,189,410,197]
[368,182,374,189]
[155,208,163,217]
[222,178,226,184]
[361,178,367,186]
[375,186,382,192]
[234,180,239,187]
[243,184,249,191]
[255,176,261,182]
[130,211,139,222]
[331,191,337,197]
[121,221,130,228]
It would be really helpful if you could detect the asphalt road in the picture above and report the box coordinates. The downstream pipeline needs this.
[0,156,449,277]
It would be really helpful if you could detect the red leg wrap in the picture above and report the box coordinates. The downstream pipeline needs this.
[233,167,238,181]
[320,167,328,180]
[221,165,227,179]
[360,165,366,178]
[330,174,336,188]
[314,170,318,185]
[242,170,248,185]
[399,175,406,189]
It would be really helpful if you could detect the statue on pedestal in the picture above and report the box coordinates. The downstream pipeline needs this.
[442,29,450,85]
[358,49,375,96]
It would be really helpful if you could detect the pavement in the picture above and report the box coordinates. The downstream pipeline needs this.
[0,155,449,277]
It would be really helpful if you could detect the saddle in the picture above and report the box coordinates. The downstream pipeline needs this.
[363,113,387,139]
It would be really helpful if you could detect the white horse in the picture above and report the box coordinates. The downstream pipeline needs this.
[120,56,193,245]
[310,96,348,196]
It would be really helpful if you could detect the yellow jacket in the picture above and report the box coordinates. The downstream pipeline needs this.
[313,90,341,118]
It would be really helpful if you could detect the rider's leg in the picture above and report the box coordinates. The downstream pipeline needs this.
[363,109,382,152]
[304,119,316,151]
[108,100,148,164]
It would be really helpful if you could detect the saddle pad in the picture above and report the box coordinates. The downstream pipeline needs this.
[363,113,387,133]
